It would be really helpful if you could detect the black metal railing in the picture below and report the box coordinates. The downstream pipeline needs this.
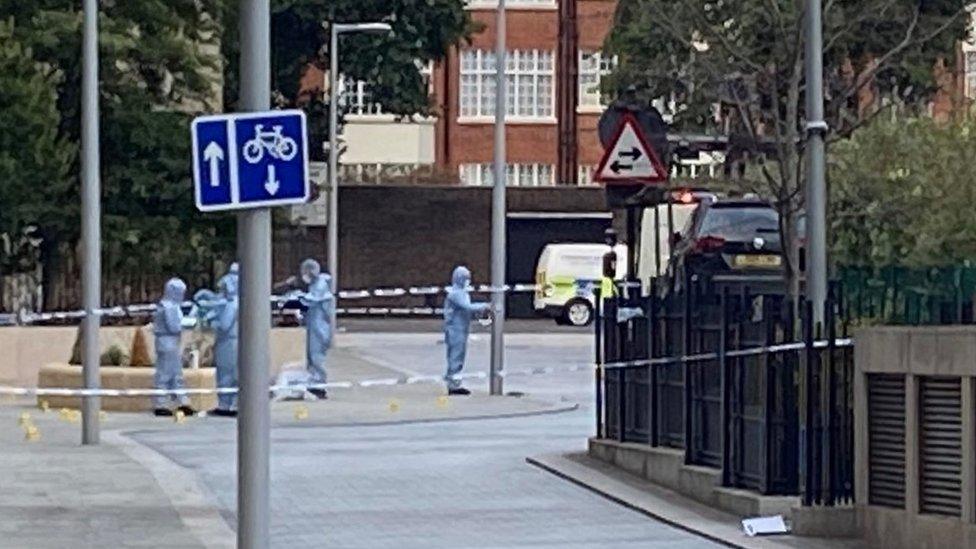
[596,276,855,505]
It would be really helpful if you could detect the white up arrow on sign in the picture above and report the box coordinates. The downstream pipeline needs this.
[203,142,224,187]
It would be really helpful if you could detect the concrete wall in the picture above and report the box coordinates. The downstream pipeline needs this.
[855,326,976,549]
[341,116,436,165]
[0,327,308,389]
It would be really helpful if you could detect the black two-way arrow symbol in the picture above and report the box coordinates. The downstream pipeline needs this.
[610,160,633,174]
[618,147,642,161]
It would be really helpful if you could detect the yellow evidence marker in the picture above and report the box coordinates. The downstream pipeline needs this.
[436,395,450,409]
[293,405,309,421]
[388,399,401,414]
[18,411,31,427]
[24,424,40,442]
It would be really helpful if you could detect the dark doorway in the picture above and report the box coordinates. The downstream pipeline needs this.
[506,213,613,318]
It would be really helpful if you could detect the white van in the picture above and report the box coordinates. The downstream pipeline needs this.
[534,243,628,326]
[637,191,716,289]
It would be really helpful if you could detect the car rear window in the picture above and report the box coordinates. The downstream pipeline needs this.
[699,206,780,241]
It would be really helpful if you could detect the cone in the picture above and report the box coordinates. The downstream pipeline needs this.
[24,424,40,442]
[129,327,153,367]
[174,409,186,424]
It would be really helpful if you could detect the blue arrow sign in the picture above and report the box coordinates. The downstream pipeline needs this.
[192,110,309,212]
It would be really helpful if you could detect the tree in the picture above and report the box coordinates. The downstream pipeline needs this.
[830,115,976,267]
[1,1,232,306]
[0,19,74,275]
[603,0,969,294]
[222,0,478,160]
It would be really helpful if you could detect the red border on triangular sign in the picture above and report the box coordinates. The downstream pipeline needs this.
[594,112,668,185]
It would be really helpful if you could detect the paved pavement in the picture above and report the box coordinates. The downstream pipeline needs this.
[0,331,719,548]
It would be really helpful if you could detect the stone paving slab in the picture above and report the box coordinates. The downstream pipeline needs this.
[0,341,579,548]
[528,452,867,549]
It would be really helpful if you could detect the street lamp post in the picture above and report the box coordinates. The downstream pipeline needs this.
[327,21,392,333]
[489,0,507,396]
[804,0,828,324]
[80,0,101,446]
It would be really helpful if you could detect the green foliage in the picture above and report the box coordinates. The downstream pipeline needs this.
[223,0,477,159]
[0,1,233,288]
[604,0,968,136]
[0,19,74,271]
[0,0,473,301]
[830,116,976,267]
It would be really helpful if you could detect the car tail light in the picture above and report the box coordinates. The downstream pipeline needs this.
[694,235,726,253]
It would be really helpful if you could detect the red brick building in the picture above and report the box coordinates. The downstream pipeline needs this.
[430,0,618,186]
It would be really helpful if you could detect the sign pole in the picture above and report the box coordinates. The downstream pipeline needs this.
[489,0,507,396]
[238,0,272,546]
[80,0,101,446]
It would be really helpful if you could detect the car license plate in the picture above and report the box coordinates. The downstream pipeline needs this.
[734,254,782,268]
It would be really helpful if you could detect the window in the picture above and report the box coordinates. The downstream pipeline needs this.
[341,61,433,116]
[465,0,556,8]
[578,51,616,108]
[965,50,976,99]
[578,164,597,186]
[459,49,554,119]
[459,163,554,186]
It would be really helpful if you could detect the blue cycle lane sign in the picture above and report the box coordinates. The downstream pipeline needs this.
[191,110,310,212]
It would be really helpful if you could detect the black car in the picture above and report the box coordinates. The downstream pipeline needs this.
[667,199,786,289]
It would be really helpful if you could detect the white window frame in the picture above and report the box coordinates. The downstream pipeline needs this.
[577,164,598,186]
[964,47,976,100]
[341,61,435,119]
[459,49,556,123]
[578,50,616,113]
[459,163,555,187]
[465,0,557,11]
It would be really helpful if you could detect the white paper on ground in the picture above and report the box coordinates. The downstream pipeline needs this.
[741,515,789,537]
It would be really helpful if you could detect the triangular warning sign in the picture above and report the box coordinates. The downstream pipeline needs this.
[594,113,668,185]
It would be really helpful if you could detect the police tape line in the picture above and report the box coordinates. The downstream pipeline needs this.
[601,337,854,370]
[13,283,543,325]
[0,363,595,398]
[0,338,856,398]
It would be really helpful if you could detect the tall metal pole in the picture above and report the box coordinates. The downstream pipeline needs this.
[328,26,339,333]
[489,0,507,396]
[80,0,101,446]
[804,0,828,324]
[238,0,272,546]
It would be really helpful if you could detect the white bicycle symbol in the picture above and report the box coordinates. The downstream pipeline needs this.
[242,124,298,164]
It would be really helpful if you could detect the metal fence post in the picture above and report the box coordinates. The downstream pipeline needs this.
[720,286,731,486]
[683,272,693,460]
[594,287,603,439]
[802,299,816,506]
[649,283,659,447]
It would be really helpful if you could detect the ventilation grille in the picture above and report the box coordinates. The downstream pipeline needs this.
[867,374,905,508]
[918,377,962,517]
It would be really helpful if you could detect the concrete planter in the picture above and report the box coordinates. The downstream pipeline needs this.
[37,363,217,412]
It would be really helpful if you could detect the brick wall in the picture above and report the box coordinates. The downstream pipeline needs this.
[273,185,608,292]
